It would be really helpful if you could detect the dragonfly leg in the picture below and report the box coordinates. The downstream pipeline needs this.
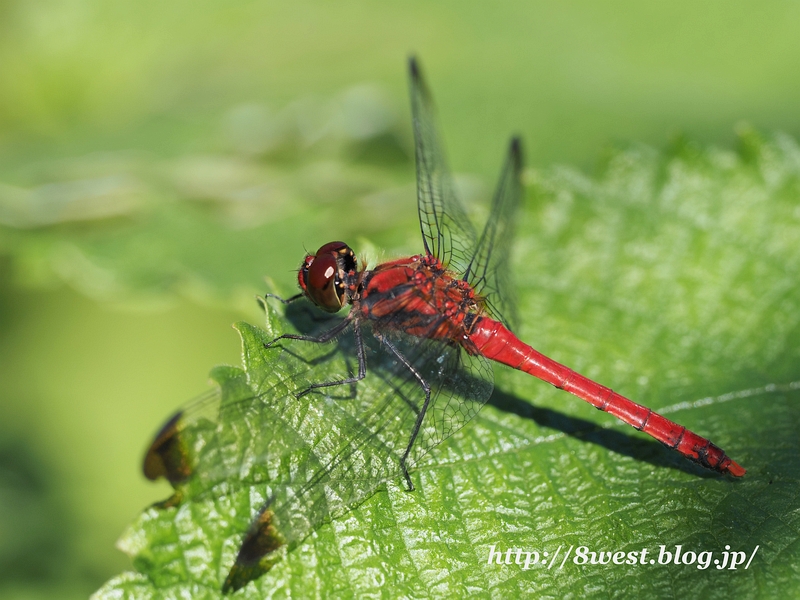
[293,319,367,399]
[375,333,431,492]
[264,292,304,304]
[263,314,352,349]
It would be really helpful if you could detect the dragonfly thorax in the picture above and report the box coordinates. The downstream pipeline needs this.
[298,241,359,312]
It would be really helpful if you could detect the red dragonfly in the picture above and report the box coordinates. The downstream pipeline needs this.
[269,58,745,487]
[144,58,744,593]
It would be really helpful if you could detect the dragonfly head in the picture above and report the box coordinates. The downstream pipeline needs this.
[298,241,358,312]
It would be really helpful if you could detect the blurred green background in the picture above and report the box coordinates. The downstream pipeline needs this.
[1,2,799,598]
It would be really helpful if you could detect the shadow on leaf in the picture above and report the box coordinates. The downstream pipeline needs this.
[488,388,725,479]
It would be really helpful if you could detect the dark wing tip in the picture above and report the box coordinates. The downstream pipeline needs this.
[408,55,420,78]
[509,136,524,172]
[407,56,430,99]
[142,409,195,485]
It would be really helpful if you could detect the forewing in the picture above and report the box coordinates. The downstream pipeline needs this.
[143,306,495,590]
[143,316,407,589]
[462,137,524,330]
[409,58,477,273]
[143,316,379,501]
[241,323,495,582]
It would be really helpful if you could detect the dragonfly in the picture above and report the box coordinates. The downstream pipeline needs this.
[144,58,745,594]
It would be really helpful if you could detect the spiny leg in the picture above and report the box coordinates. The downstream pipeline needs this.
[263,313,352,349]
[375,332,431,492]
[264,292,304,304]
[265,318,367,399]
[295,319,367,399]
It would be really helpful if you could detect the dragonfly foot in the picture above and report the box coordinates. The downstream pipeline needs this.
[401,463,415,491]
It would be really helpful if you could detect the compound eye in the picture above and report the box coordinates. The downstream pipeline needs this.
[304,253,343,312]
[297,255,315,292]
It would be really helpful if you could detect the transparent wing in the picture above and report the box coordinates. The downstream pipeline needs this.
[409,57,477,274]
[462,137,524,330]
[143,309,494,591]
[224,322,495,590]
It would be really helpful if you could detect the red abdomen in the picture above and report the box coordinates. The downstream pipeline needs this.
[468,316,745,477]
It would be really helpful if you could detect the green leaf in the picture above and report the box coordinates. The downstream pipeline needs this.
[95,129,799,598]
